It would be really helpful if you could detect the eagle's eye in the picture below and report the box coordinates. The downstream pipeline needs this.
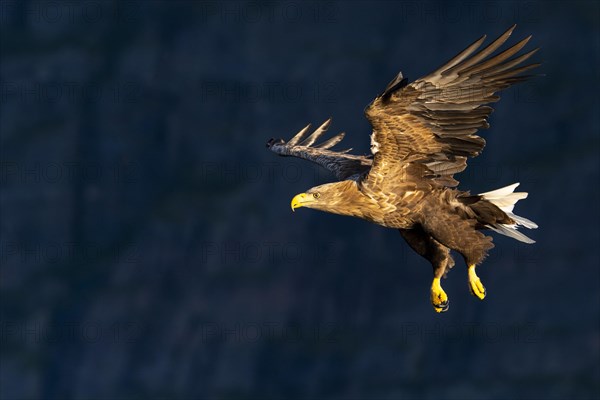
[313,193,321,199]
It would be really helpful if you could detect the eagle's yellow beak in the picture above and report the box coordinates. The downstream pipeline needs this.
[291,193,311,212]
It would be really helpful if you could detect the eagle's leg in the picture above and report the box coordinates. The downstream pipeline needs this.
[420,210,494,302]
[399,227,454,313]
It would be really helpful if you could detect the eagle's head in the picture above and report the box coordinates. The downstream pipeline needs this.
[290,181,360,215]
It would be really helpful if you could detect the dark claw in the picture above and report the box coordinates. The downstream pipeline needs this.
[434,300,449,312]
[468,285,486,300]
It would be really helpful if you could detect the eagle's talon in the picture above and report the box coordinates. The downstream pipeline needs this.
[433,300,449,313]
[468,265,486,300]
[430,277,449,312]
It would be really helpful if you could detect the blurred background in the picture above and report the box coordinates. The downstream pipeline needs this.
[1,1,598,399]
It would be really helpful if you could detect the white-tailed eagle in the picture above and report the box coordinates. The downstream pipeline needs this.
[266,25,540,312]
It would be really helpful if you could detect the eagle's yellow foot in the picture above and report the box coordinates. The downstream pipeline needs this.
[468,264,486,300]
[430,277,449,313]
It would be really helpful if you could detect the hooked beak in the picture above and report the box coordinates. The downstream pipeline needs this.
[291,193,312,212]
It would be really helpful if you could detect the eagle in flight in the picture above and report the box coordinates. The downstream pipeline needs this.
[266,25,540,312]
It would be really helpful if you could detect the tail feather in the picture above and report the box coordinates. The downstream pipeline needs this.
[506,211,538,229]
[479,183,527,213]
[479,182,537,244]
[488,224,536,244]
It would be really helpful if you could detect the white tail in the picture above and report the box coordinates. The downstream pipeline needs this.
[479,183,538,244]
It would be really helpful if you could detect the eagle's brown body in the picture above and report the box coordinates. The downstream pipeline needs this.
[267,25,539,312]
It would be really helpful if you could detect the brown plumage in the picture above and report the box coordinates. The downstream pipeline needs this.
[266,25,540,312]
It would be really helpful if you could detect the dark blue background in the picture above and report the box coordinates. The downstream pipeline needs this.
[1,1,599,399]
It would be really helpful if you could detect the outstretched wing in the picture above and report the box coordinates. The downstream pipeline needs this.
[362,25,540,192]
[267,118,372,180]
